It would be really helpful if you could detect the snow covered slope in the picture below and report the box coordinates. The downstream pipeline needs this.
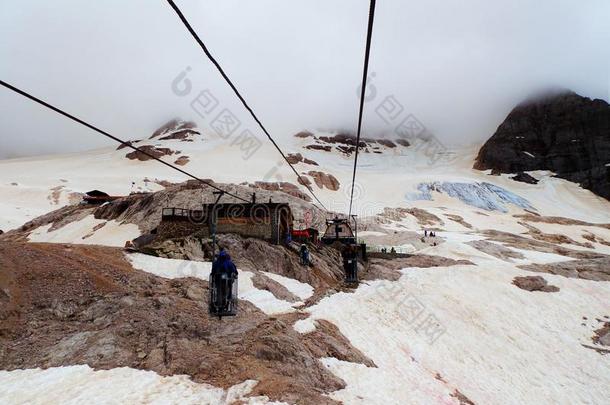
[1,123,610,404]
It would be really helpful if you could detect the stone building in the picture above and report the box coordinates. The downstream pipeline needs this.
[157,203,293,244]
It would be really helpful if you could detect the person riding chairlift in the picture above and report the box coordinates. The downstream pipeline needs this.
[299,244,310,266]
[211,249,238,308]
[342,244,358,281]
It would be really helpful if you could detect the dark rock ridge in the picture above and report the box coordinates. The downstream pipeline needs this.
[297,132,411,156]
[511,172,539,185]
[150,119,200,141]
[474,89,610,199]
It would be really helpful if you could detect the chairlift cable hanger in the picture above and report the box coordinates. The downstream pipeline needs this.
[349,0,377,218]
[0,79,250,203]
[165,0,328,212]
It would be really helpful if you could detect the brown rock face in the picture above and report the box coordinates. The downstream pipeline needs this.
[125,145,176,161]
[512,275,559,292]
[307,171,340,191]
[150,119,198,139]
[174,156,190,166]
[474,89,610,200]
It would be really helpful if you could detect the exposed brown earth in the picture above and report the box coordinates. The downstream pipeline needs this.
[518,257,610,282]
[380,207,444,227]
[593,322,610,347]
[158,129,199,141]
[514,213,610,229]
[286,153,319,166]
[294,131,314,138]
[362,256,474,282]
[519,222,594,248]
[466,240,525,261]
[305,144,332,152]
[445,214,473,229]
[174,155,190,166]
[252,181,312,202]
[0,242,375,404]
[125,145,177,161]
[512,276,559,292]
[480,230,606,260]
[582,231,610,247]
[307,171,340,191]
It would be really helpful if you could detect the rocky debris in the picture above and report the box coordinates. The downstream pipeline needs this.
[451,389,476,405]
[307,171,340,191]
[0,242,368,404]
[299,131,411,156]
[251,273,301,303]
[286,153,319,166]
[82,222,107,240]
[362,255,473,284]
[150,119,199,141]
[286,153,303,164]
[305,144,332,152]
[380,207,444,227]
[125,145,177,161]
[318,133,367,148]
[139,237,206,261]
[512,276,559,292]
[444,214,473,229]
[174,155,190,166]
[481,229,606,260]
[5,180,327,241]
[116,140,141,151]
[582,232,610,247]
[511,172,539,184]
[519,222,594,248]
[48,185,65,205]
[376,139,396,148]
[512,213,610,229]
[297,176,312,187]
[518,257,610,281]
[474,89,610,200]
[303,157,319,166]
[466,240,525,261]
[593,322,610,347]
[294,131,314,138]
[0,230,3,235]
[252,181,312,202]
[302,320,375,367]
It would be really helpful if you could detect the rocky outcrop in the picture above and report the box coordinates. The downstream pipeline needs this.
[286,153,318,166]
[512,275,559,292]
[252,181,312,202]
[298,132,411,156]
[474,89,610,200]
[0,242,352,404]
[125,145,177,161]
[174,156,190,166]
[150,119,200,141]
[306,171,340,191]
[511,172,539,184]
[518,257,610,281]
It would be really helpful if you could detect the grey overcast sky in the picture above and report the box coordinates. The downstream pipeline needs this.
[1,0,609,159]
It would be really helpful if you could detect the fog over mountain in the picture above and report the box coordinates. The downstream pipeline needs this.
[1,0,609,158]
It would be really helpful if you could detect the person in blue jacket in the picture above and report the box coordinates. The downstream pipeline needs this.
[212,249,238,308]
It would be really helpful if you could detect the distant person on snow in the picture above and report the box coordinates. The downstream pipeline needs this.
[299,244,310,266]
[390,247,396,255]
[424,230,428,237]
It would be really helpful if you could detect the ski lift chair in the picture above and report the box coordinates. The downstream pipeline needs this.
[209,273,238,319]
